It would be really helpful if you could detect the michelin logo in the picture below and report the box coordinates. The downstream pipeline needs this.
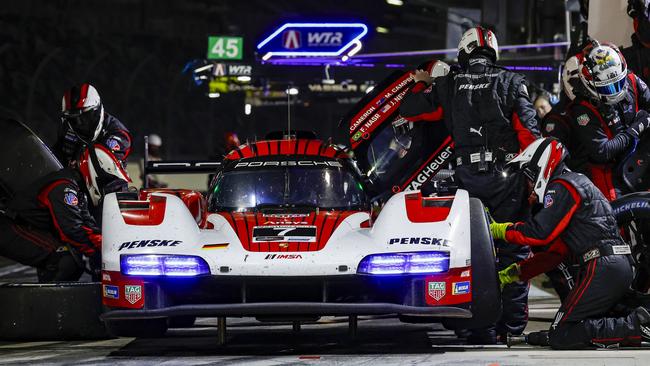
[388,237,450,246]
[612,201,650,216]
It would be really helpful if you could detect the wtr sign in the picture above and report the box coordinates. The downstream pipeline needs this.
[257,23,367,57]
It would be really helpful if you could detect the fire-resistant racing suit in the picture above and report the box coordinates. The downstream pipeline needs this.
[0,168,101,281]
[503,168,642,349]
[400,56,540,341]
[53,112,132,168]
[567,73,650,201]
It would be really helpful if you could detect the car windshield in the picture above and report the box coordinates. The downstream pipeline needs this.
[209,165,368,211]
[365,121,413,181]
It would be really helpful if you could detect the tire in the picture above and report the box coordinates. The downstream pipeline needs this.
[0,282,109,340]
[168,316,196,328]
[442,198,501,330]
[611,193,650,291]
[104,318,168,338]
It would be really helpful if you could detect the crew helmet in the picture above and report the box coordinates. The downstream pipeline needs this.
[78,144,131,206]
[61,83,104,141]
[578,42,628,105]
[457,26,499,66]
[506,138,568,204]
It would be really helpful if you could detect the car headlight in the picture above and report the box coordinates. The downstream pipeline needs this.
[357,251,450,275]
[121,254,210,277]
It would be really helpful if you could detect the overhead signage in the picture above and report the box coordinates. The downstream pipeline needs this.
[207,36,243,60]
[257,23,368,57]
[308,82,373,93]
[212,63,253,77]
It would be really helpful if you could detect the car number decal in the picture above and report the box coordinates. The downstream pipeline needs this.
[252,226,317,242]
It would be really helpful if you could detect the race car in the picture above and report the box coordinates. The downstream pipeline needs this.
[100,131,500,340]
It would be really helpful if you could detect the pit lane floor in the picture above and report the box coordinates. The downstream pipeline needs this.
[1,259,650,365]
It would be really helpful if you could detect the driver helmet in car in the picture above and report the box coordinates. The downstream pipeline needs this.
[61,83,104,142]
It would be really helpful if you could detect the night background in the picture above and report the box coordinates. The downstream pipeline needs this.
[2,0,572,158]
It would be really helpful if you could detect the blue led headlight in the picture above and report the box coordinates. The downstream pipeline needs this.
[357,252,450,275]
[121,254,210,277]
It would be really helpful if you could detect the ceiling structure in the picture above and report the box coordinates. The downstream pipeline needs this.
[1,0,573,157]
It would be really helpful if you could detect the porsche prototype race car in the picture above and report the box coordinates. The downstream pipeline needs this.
[100,132,500,338]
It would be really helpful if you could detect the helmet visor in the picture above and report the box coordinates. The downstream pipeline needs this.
[595,77,627,96]
[64,107,101,140]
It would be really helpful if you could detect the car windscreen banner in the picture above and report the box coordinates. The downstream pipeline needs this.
[252,226,317,243]
[341,61,454,195]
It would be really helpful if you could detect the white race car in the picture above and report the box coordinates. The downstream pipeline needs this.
[100,134,499,339]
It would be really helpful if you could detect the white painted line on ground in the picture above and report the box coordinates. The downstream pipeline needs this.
[0,264,30,277]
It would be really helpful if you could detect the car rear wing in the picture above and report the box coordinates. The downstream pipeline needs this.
[142,135,221,188]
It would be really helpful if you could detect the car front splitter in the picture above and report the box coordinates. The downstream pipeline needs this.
[101,302,472,320]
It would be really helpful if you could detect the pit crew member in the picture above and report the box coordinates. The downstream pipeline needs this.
[622,0,650,83]
[400,26,540,343]
[54,83,132,168]
[567,41,650,201]
[0,167,101,282]
[491,137,650,349]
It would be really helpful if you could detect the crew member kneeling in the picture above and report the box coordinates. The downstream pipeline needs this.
[490,137,650,349]
[0,166,101,282]
[0,145,130,282]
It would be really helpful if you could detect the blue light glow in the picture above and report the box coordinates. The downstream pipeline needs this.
[121,254,210,277]
[357,252,450,275]
[256,22,368,58]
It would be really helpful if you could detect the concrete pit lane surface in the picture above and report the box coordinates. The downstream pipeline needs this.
[1,259,650,365]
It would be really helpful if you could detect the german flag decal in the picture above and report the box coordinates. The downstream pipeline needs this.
[202,243,229,250]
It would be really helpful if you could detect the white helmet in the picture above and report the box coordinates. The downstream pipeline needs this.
[579,43,628,105]
[506,138,568,204]
[457,26,499,65]
[148,134,162,147]
[78,144,131,205]
[562,55,581,100]
[428,60,450,78]
[61,83,105,141]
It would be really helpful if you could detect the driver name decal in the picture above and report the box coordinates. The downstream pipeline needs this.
[118,239,183,251]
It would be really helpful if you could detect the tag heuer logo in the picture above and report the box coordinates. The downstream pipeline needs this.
[124,285,142,304]
[577,114,590,126]
[428,281,446,301]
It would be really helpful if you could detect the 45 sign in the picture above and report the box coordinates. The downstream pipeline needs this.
[207,36,243,60]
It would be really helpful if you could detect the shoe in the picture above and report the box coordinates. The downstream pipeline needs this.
[636,307,650,342]
[526,331,550,346]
